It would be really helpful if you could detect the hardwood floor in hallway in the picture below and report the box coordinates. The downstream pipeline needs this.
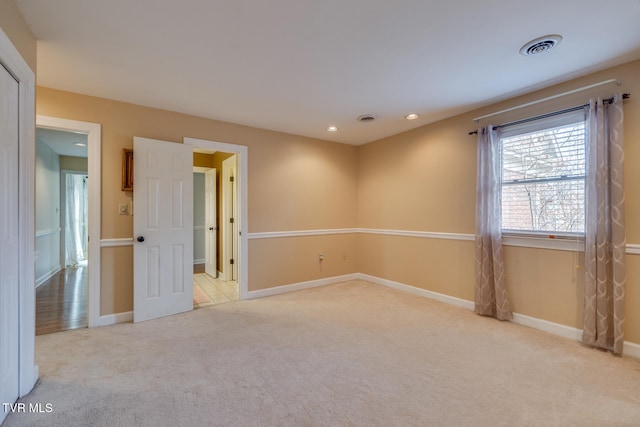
[36,266,88,336]
[36,264,227,335]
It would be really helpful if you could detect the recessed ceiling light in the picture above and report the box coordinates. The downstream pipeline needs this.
[73,142,87,147]
[405,113,419,120]
[520,34,563,56]
[327,126,338,132]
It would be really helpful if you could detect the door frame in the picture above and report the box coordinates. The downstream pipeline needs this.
[183,138,248,300]
[37,115,102,328]
[203,167,217,277]
[0,26,38,399]
[222,155,238,281]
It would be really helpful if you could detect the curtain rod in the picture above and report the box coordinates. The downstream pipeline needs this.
[468,93,630,136]
[471,78,620,123]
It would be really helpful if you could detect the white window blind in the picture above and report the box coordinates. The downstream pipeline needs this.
[500,112,586,234]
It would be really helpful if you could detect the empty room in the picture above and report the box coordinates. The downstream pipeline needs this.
[2,0,640,425]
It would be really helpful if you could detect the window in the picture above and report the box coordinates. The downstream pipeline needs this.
[499,110,586,235]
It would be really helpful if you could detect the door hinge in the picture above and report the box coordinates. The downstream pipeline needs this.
[230,217,235,223]
[230,176,235,182]
[230,259,235,265]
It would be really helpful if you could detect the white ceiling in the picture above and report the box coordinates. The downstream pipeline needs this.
[16,0,640,145]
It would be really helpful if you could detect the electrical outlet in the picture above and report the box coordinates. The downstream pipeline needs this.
[319,253,324,262]
[119,203,128,215]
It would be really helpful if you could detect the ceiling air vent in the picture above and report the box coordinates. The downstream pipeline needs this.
[357,114,377,122]
[520,35,563,56]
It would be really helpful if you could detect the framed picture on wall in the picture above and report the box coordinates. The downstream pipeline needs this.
[122,148,133,191]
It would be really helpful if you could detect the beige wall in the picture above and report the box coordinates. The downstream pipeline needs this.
[34,53,640,346]
[0,0,36,72]
[357,59,640,345]
[37,87,359,315]
[250,234,357,291]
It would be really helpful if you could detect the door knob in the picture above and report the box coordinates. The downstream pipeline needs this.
[137,236,145,242]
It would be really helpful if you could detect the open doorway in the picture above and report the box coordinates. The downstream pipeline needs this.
[35,116,101,332]
[35,127,89,334]
[192,150,240,307]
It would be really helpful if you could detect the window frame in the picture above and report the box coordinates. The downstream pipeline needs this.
[497,109,587,244]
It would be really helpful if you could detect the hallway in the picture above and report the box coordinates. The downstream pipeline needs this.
[36,264,238,335]
[35,265,87,336]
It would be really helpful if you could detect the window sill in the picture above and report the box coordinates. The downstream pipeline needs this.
[502,233,584,252]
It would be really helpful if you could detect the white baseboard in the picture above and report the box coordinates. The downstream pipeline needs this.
[217,271,225,281]
[624,341,640,359]
[97,311,133,327]
[511,312,582,341]
[358,273,640,359]
[246,273,360,300]
[194,259,205,265]
[35,266,62,288]
[357,273,475,311]
[88,272,640,359]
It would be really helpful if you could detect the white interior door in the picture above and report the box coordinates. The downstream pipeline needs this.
[204,168,217,277]
[222,155,238,281]
[0,63,20,421]
[133,137,193,323]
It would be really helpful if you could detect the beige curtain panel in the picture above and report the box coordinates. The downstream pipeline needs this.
[474,126,513,321]
[582,94,627,355]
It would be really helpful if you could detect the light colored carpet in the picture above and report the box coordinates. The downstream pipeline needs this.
[5,280,640,426]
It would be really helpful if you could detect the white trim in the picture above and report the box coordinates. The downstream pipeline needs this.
[183,137,249,301]
[35,266,62,288]
[358,228,474,241]
[0,25,39,401]
[246,273,360,300]
[511,312,582,341]
[62,270,640,359]
[37,116,101,329]
[246,227,640,254]
[361,273,640,359]
[248,228,359,239]
[193,166,212,173]
[626,244,640,255]
[511,313,640,358]
[194,259,205,265]
[101,238,134,247]
[35,227,62,238]
[217,271,226,281]
[624,341,640,360]
[221,156,238,285]
[357,273,475,310]
[97,311,133,327]
[503,235,584,252]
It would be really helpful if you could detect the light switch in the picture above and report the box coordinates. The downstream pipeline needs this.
[119,203,128,215]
